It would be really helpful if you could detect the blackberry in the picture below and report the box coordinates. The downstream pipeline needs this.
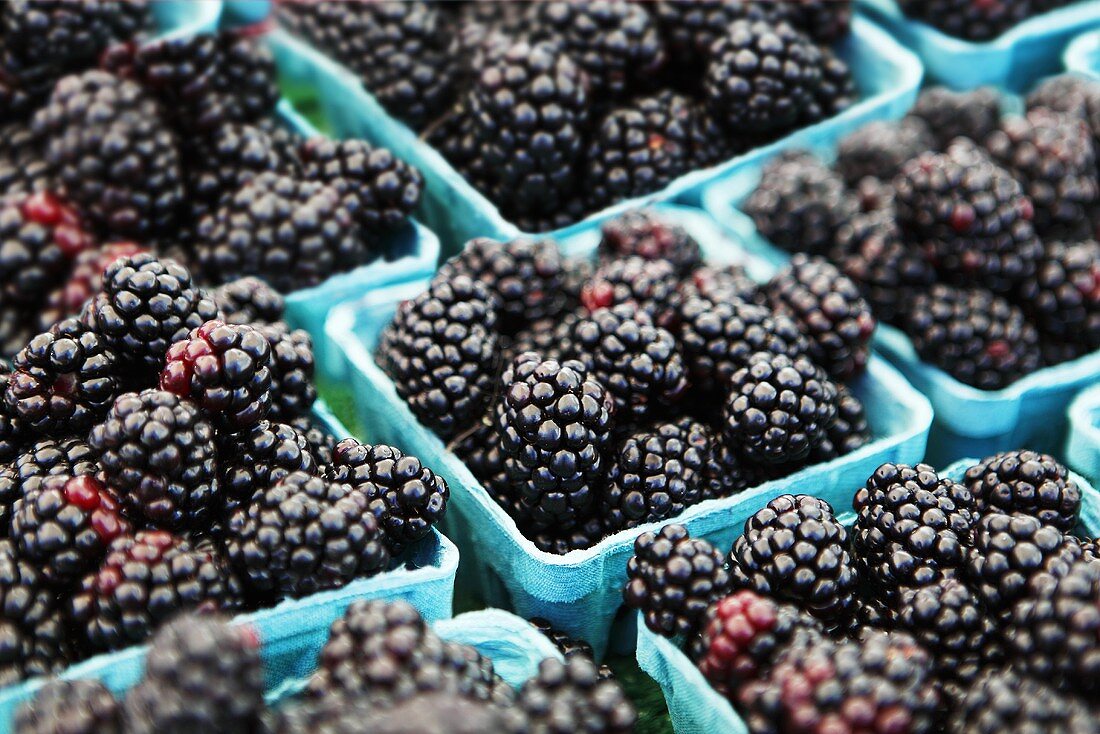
[782,0,852,43]
[530,517,607,556]
[896,0,1032,40]
[0,123,51,197]
[89,389,218,530]
[4,317,119,435]
[652,0,780,68]
[894,578,1001,682]
[835,117,934,186]
[15,678,121,734]
[0,191,94,306]
[680,264,763,306]
[801,47,856,124]
[1027,73,1100,147]
[986,108,1098,238]
[194,172,366,293]
[852,463,977,593]
[213,276,285,326]
[292,415,337,467]
[948,667,1093,734]
[598,209,703,276]
[12,436,100,487]
[0,539,70,684]
[811,385,871,461]
[377,275,501,439]
[496,353,614,531]
[37,242,144,333]
[963,450,1081,531]
[328,437,448,552]
[900,285,1041,390]
[581,256,681,325]
[695,591,824,696]
[624,525,731,638]
[766,255,875,381]
[0,363,25,465]
[1016,239,1100,361]
[451,414,516,519]
[517,657,637,734]
[32,70,183,239]
[226,471,390,599]
[279,694,522,734]
[722,352,837,466]
[210,33,281,125]
[437,237,567,335]
[966,512,1080,613]
[703,20,823,135]
[908,86,1002,149]
[218,421,318,519]
[122,615,264,734]
[743,152,859,256]
[300,138,423,234]
[730,495,858,627]
[529,618,613,680]
[70,530,243,654]
[82,253,219,370]
[566,305,687,420]
[258,323,317,422]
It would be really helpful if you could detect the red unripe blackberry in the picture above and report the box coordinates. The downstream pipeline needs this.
[0,191,94,306]
[598,209,703,276]
[963,450,1081,531]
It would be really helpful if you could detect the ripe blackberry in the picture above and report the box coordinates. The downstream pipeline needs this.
[966,512,1080,613]
[897,0,1032,40]
[900,285,1041,390]
[598,209,703,276]
[213,277,285,326]
[582,257,681,325]
[70,530,243,654]
[195,172,365,293]
[258,323,317,422]
[377,275,501,439]
[328,437,448,552]
[32,70,183,239]
[963,450,1081,531]
[623,525,731,638]
[835,117,934,186]
[89,389,218,530]
[276,694,522,734]
[766,255,875,381]
[652,0,780,68]
[566,305,687,420]
[226,471,390,599]
[852,463,977,593]
[0,364,25,465]
[122,615,264,734]
[1016,239,1100,361]
[36,242,144,333]
[82,253,219,370]
[704,20,823,134]
[909,86,1002,147]
[730,495,858,627]
[743,152,859,256]
[986,108,1098,238]
[949,667,1093,734]
[0,539,70,684]
[811,385,871,461]
[12,436,100,489]
[695,591,824,696]
[292,415,337,467]
[15,678,121,734]
[782,0,852,43]
[437,237,567,335]
[218,421,318,519]
[1027,73,1100,150]
[517,657,637,734]
[451,414,517,518]
[680,264,764,307]
[529,517,608,556]
[723,352,837,466]
[4,317,120,435]
[300,138,423,234]
[529,618,613,680]
[0,191,94,306]
[0,123,51,198]
[496,353,614,531]
[801,47,856,124]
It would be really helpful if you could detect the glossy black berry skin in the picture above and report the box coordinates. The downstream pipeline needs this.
[218,421,319,520]
[0,539,70,685]
[811,385,871,462]
[259,323,317,422]
[963,450,1081,531]
[213,276,285,326]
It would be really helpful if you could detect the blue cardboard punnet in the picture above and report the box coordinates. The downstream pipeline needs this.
[151,0,222,38]
[266,16,921,256]
[0,401,460,728]
[701,162,1100,466]
[1065,28,1100,80]
[857,0,1100,92]
[1068,383,1100,488]
[637,459,1100,734]
[324,203,932,658]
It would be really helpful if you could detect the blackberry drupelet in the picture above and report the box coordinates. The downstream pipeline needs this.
[695,591,824,696]
[566,305,687,420]
[70,530,243,654]
[517,657,637,734]
[811,384,871,461]
[900,285,1042,390]
[226,471,390,599]
[258,323,317,422]
[722,352,838,466]
[4,317,120,435]
[37,242,144,333]
[730,495,858,627]
[835,117,934,185]
[581,257,680,325]
[908,86,1002,147]
[948,667,1093,734]
[985,108,1098,238]
[496,353,614,531]
[82,253,219,370]
[852,463,977,593]
[195,172,365,292]
[328,437,448,552]
[963,450,1081,531]
[122,615,264,734]
[623,525,731,638]
[89,389,218,530]
[0,192,94,307]
[895,578,1001,683]
[529,618,613,680]
[15,678,121,734]
[1016,239,1100,362]
[12,474,130,586]
[300,138,423,234]
[213,277,285,326]
[896,0,1032,41]
[0,539,70,684]
[377,275,501,439]
[766,255,876,381]
[743,152,858,256]
[218,421,318,519]
[598,209,703,276]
